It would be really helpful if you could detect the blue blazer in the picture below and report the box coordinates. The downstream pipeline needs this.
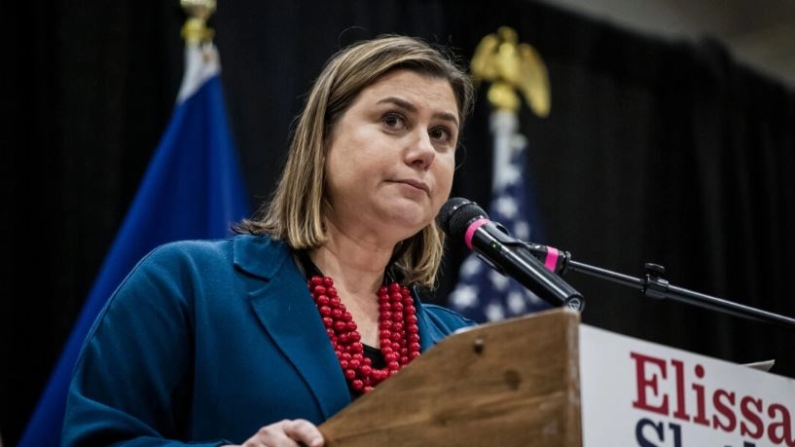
[62,235,474,446]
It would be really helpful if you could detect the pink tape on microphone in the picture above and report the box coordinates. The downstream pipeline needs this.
[464,218,489,249]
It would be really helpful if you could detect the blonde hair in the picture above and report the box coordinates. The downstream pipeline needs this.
[235,34,475,288]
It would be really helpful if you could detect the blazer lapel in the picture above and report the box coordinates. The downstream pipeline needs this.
[412,287,447,350]
[236,236,351,419]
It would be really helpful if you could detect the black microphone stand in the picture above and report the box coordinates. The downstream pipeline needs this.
[530,244,795,331]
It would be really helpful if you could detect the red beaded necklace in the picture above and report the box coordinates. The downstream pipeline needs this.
[308,275,421,394]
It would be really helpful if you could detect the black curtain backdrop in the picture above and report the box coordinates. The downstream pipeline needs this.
[4,1,795,445]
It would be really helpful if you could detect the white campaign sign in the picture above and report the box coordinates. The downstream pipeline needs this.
[579,325,795,447]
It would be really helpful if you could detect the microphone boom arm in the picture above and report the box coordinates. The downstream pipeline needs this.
[538,243,795,330]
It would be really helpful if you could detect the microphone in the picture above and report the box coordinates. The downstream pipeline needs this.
[437,197,585,311]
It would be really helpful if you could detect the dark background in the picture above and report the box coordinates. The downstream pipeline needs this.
[4,1,795,445]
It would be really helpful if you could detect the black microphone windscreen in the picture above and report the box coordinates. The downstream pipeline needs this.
[436,197,489,239]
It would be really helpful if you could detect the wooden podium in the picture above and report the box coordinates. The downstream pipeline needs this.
[320,307,583,447]
[320,307,795,447]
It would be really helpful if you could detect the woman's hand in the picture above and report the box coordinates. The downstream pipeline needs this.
[224,419,325,447]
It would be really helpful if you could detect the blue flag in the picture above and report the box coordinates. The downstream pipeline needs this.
[448,125,550,323]
[17,42,250,447]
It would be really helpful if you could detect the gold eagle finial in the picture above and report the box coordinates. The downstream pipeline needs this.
[470,26,551,117]
[180,0,217,44]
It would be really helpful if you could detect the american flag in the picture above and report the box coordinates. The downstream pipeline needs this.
[448,129,551,323]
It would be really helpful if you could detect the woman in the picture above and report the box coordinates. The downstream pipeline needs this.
[63,34,476,447]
